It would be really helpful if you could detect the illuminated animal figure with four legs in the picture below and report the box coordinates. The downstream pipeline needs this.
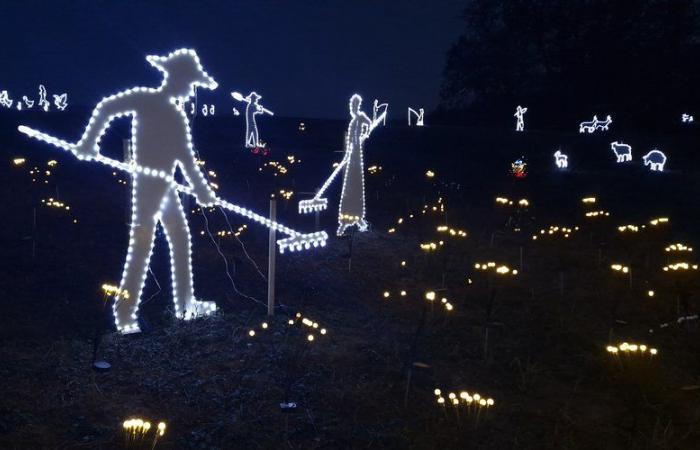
[643,149,667,172]
[553,149,568,169]
[611,141,632,162]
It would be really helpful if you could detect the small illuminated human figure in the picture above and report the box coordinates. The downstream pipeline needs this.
[642,149,667,172]
[514,105,527,131]
[337,94,384,235]
[67,49,220,333]
[38,85,50,111]
[611,141,632,162]
[553,149,568,169]
[53,93,68,111]
[682,113,694,123]
[232,91,274,148]
[408,107,424,126]
[373,100,388,127]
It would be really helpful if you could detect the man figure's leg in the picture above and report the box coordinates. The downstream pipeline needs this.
[114,176,168,333]
[160,189,216,319]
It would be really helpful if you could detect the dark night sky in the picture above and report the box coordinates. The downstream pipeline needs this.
[0,0,465,119]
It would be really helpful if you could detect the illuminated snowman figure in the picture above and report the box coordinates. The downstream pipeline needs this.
[514,105,527,131]
[69,49,220,333]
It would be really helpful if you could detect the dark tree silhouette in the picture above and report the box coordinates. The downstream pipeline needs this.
[438,0,700,129]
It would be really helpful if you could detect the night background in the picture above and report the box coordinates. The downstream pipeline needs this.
[1,1,700,449]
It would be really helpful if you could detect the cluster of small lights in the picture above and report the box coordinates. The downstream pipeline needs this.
[434,388,495,408]
[211,224,247,238]
[531,225,578,240]
[102,283,129,299]
[382,289,408,299]
[665,243,693,253]
[112,171,129,185]
[425,170,435,178]
[278,189,294,200]
[12,157,26,165]
[495,196,529,207]
[41,197,70,211]
[1,86,68,111]
[610,264,630,274]
[424,291,454,311]
[289,312,328,342]
[618,225,641,233]
[606,342,657,356]
[247,321,270,338]
[662,262,699,272]
[259,161,289,176]
[649,217,669,226]
[474,262,518,275]
[436,225,467,238]
[123,418,166,439]
[420,241,444,252]
[367,165,382,174]
[582,197,596,204]
[585,210,610,218]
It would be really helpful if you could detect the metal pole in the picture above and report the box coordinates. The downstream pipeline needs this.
[267,197,277,316]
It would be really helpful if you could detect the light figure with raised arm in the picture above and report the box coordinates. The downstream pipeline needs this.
[69,49,219,333]
[231,91,274,148]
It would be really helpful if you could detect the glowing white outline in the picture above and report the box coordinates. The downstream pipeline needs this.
[642,149,667,172]
[18,49,325,334]
[514,105,527,131]
[553,149,568,169]
[0,90,13,108]
[611,141,632,163]
[373,100,388,127]
[232,91,274,148]
[53,93,68,111]
[408,107,424,126]
[38,85,50,111]
[681,114,694,123]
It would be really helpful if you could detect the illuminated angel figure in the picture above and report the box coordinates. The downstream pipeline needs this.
[514,105,527,131]
[68,49,220,333]
[232,91,274,148]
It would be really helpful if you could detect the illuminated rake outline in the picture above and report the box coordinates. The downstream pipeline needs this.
[17,49,325,334]
[299,94,386,236]
[408,107,424,126]
[514,105,527,131]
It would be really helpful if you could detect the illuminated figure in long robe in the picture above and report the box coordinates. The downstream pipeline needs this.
[337,94,377,235]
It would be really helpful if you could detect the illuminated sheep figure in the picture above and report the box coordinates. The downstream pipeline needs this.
[611,141,632,162]
[579,115,612,133]
[681,114,694,123]
[18,49,327,334]
[554,150,568,169]
[514,105,527,131]
[642,149,667,172]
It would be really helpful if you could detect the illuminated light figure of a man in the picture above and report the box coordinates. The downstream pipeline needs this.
[514,105,527,131]
[337,94,377,236]
[70,49,219,333]
[234,91,274,148]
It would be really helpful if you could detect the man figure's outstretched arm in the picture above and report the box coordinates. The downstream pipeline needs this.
[178,155,218,206]
[74,93,137,158]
